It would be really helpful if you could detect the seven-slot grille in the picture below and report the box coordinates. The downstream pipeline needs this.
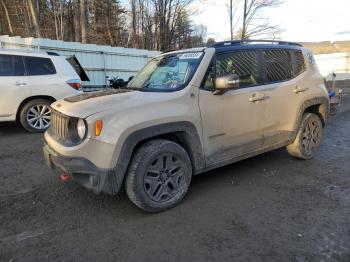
[50,109,70,139]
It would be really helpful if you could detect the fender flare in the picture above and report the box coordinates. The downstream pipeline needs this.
[113,121,206,187]
[292,96,329,137]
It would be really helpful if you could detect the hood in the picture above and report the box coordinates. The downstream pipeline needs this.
[51,89,169,118]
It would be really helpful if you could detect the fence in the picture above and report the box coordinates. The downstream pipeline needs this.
[0,35,160,89]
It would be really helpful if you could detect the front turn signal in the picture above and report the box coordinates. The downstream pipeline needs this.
[95,120,103,136]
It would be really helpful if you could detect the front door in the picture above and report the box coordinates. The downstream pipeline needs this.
[199,50,268,166]
[0,54,30,120]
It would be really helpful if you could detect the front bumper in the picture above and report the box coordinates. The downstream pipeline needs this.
[43,144,123,195]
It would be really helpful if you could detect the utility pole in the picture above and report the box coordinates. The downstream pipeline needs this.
[230,0,233,40]
[242,0,247,39]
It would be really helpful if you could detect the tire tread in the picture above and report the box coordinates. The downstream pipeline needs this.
[125,139,192,213]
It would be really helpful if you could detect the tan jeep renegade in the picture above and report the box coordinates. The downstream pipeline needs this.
[43,40,329,212]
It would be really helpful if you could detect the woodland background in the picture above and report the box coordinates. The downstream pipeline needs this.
[1,0,349,54]
[0,0,209,51]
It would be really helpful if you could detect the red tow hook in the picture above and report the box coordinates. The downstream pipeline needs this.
[59,173,71,182]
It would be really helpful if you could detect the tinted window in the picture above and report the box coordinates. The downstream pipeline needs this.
[202,63,215,91]
[294,50,306,76]
[216,50,260,88]
[24,56,56,75]
[264,50,292,83]
[0,55,25,76]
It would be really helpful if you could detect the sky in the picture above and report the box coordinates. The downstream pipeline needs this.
[192,0,350,42]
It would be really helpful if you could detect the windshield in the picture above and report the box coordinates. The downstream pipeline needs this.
[127,52,203,91]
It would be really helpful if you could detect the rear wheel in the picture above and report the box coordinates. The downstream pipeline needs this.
[125,139,192,213]
[19,99,52,133]
[287,113,323,160]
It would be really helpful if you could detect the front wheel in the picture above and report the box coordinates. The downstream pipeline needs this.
[287,113,323,160]
[125,139,192,213]
[19,99,52,133]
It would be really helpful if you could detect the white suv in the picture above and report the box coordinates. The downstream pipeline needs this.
[0,50,83,132]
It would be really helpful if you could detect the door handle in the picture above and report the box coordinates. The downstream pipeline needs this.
[293,86,308,93]
[15,82,27,87]
[249,93,267,102]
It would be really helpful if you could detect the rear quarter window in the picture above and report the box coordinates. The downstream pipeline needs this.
[24,56,56,76]
[293,50,306,76]
[0,54,25,76]
[264,50,293,83]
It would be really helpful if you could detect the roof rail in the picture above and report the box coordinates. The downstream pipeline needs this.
[47,51,60,56]
[210,40,303,48]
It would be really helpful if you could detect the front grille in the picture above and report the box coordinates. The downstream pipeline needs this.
[50,109,70,139]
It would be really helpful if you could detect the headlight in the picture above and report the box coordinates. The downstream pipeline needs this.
[77,119,87,139]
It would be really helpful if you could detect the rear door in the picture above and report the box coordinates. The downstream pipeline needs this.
[0,54,29,120]
[23,55,60,98]
[258,49,308,147]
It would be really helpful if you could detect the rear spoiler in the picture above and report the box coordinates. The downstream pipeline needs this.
[66,55,90,82]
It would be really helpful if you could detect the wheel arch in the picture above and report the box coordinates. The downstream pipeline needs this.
[115,122,206,184]
[132,131,204,173]
[16,95,56,121]
[298,97,330,128]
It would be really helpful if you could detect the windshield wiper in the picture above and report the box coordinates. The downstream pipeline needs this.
[126,86,140,90]
[143,82,151,89]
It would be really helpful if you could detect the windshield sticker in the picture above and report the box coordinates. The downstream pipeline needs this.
[178,52,203,60]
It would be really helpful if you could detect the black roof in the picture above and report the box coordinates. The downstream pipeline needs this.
[210,40,303,52]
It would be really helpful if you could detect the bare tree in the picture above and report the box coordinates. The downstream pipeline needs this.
[28,0,41,38]
[151,0,195,51]
[0,0,13,34]
[23,0,32,36]
[80,0,87,43]
[130,0,137,47]
[240,0,283,39]
[0,0,206,50]
[50,0,64,40]
[50,0,59,39]
[72,0,80,42]
[105,0,114,45]
[227,0,240,40]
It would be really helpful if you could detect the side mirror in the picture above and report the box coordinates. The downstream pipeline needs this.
[214,74,240,95]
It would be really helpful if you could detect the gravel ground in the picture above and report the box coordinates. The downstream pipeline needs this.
[0,96,349,262]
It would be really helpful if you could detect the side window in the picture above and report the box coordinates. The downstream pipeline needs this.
[24,56,56,76]
[264,50,293,83]
[293,50,306,76]
[202,63,215,91]
[0,55,25,76]
[216,51,260,88]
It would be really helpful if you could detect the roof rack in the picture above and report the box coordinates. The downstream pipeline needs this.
[210,40,303,48]
[46,51,60,56]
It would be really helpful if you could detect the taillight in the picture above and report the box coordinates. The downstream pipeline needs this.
[66,79,82,90]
